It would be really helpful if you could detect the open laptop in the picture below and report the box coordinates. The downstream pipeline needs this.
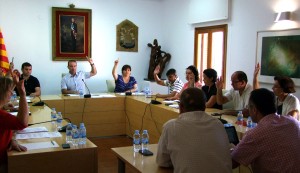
[224,126,239,145]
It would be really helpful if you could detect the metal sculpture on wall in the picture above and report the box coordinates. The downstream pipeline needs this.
[116,19,138,52]
[146,39,171,80]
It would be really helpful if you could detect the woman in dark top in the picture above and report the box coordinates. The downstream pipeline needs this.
[112,58,138,93]
[202,68,222,109]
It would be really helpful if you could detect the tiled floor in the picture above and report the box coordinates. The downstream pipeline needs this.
[89,136,138,173]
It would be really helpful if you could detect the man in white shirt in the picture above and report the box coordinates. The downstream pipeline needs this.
[61,56,97,94]
[153,65,183,98]
[216,71,252,114]
[156,88,232,173]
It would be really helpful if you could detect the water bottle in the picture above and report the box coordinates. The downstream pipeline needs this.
[79,123,87,145]
[237,111,243,126]
[247,116,253,128]
[79,89,84,98]
[56,112,63,130]
[51,108,57,131]
[72,125,80,147]
[11,91,18,106]
[141,130,149,151]
[133,130,140,152]
[65,123,73,144]
[144,87,150,98]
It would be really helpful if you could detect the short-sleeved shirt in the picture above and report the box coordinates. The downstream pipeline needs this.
[202,84,222,109]
[61,71,91,93]
[231,113,300,173]
[16,75,40,96]
[224,83,253,110]
[164,77,184,94]
[0,110,26,164]
[276,93,300,120]
[114,74,137,92]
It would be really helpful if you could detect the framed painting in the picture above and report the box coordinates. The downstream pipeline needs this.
[52,7,91,61]
[256,29,300,85]
[116,19,138,52]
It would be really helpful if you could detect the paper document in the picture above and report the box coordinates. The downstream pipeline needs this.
[163,100,176,104]
[21,141,59,150]
[16,132,62,139]
[169,104,179,109]
[17,127,48,134]
[91,94,116,98]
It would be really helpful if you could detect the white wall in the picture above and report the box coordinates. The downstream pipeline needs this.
[161,0,300,98]
[1,0,300,97]
[0,0,163,94]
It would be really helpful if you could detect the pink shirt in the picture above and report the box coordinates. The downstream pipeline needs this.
[231,113,300,173]
[182,81,202,90]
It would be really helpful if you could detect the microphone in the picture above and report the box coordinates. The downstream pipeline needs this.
[28,118,71,126]
[151,96,161,104]
[32,96,45,106]
[82,79,91,98]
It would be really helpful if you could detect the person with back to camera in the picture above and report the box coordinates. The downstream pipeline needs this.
[61,56,97,94]
[0,75,29,172]
[156,88,231,173]
[216,71,252,116]
[202,68,222,109]
[167,65,202,100]
[231,88,300,172]
[253,63,300,120]
[153,65,183,98]
[112,58,138,93]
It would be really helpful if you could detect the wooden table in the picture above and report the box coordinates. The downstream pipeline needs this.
[111,144,173,173]
[7,105,98,173]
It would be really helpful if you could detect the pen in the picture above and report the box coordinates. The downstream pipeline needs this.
[51,140,55,145]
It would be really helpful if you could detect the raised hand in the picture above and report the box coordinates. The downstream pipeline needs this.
[254,63,260,77]
[114,58,119,65]
[216,76,223,90]
[154,65,160,75]
[86,56,94,64]
[13,75,25,96]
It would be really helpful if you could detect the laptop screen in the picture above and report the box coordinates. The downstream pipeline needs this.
[225,126,239,145]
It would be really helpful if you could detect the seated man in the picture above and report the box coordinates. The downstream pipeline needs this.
[231,88,300,172]
[16,62,41,97]
[156,88,231,173]
[61,56,97,94]
[216,71,252,115]
[153,65,183,98]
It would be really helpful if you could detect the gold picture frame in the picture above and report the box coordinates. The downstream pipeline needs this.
[52,7,92,61]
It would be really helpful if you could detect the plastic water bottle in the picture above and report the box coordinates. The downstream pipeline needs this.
[144,87,150,98]
[237,111,244,126]
[11,91,18,106]
[56,112,63,130]
[133,130,140,152]
[79,123,87,145]
[79,89,84,98]
[141,130,149,151]
[72,125,80,147]
[247,116,253,128]
[51,108,57,131]
[65,123,73,144]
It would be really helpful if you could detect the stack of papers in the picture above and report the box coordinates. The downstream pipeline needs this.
[16,132,62,139]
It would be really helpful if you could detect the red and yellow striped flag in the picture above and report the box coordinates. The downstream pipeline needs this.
[0,29,10,75]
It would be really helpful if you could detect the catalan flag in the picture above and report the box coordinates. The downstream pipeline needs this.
[0,29,10,75]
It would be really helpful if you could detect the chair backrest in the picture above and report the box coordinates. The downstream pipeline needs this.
[62,73,68,78]
[106,80,116,92]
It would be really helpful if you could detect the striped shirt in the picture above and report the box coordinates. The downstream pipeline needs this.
[114,74,137,92]
[164,77,184,94]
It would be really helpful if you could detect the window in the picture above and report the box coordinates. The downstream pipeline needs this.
[194,24,227,84]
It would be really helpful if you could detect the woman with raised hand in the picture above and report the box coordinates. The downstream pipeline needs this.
[0,75,29,172]
[112,58,138,93]
[253,63,300,120]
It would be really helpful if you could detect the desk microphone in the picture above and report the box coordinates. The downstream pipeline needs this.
[32,96,45,106]
[82,79,91,98]
[151,96,161,104]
